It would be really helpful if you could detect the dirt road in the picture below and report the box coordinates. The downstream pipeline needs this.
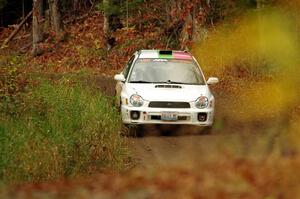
[127,127,267,170]
[128,134,223,168]
[94,75,267,168]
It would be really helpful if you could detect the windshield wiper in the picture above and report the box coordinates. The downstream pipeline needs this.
[155,81,203,85]
[156,80,186,85]
[129,80,152,83]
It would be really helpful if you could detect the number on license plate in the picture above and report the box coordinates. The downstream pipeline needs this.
[161,112,178,121]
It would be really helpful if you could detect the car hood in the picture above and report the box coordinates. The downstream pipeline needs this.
[125,83,210,102]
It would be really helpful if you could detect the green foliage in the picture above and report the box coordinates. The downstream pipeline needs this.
[0,54,28,117]
[96,1,120,16]
[96,0,143,16]
[60,0,76,13]
[0,0,7,10]
[207,0,258,24]
[237,0,257,8]
[124,0,144,13]
[0,80,128,183]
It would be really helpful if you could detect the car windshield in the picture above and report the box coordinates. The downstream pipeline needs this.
[128,58,205,85]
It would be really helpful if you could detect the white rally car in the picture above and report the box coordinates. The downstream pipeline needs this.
[114,50,219,132]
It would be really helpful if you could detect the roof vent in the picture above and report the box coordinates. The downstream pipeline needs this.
[159,50,173,55]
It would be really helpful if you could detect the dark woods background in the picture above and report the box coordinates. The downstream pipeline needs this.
[0,0,271,55]
[0,0,260,28]
[0,0,97,27]
[0,0,33,27]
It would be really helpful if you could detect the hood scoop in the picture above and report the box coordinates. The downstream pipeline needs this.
[155,85,182,89]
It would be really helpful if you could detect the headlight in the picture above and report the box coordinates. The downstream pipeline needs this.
[195,96,209,109]
[130,94,144,107]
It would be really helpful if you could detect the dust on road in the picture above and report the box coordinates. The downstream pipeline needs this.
[128,134,220,168]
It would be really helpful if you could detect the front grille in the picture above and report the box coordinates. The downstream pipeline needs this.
[149,101,190,108]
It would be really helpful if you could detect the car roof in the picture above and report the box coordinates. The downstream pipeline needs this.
[138,50,193,60]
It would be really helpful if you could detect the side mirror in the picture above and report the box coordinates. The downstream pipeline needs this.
[114,74,126,82]
[207,77,219,85]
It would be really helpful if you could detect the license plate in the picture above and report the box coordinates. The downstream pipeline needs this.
[161,112,178,121]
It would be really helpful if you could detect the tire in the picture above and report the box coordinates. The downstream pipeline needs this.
[121,124,143,137]
[200,126,213,135]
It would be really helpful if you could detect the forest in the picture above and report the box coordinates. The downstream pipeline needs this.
[1,0,263,55]
[0,0,300,198]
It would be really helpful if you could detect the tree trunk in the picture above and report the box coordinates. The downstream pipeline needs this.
[32,0,43,56]
[1,11,32,48]
[39,0,44,18]
[48,0,64,40]
[73,0,79,12]
[180,13,193,50]
[257,0,265,9]
[103,0,121,50]
[103,0,111,50]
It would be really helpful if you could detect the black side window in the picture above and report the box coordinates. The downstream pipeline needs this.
[123,56,135,78]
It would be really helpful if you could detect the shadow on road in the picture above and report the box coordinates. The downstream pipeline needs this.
[129,124,215,138]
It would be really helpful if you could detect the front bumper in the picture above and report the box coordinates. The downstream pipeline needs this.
[121,105,214,126]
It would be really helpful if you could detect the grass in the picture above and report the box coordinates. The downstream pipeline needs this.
[0,78,128,183]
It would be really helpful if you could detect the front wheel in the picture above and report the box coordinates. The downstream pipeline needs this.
[121,124,143,137]
[199,126,213,135]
